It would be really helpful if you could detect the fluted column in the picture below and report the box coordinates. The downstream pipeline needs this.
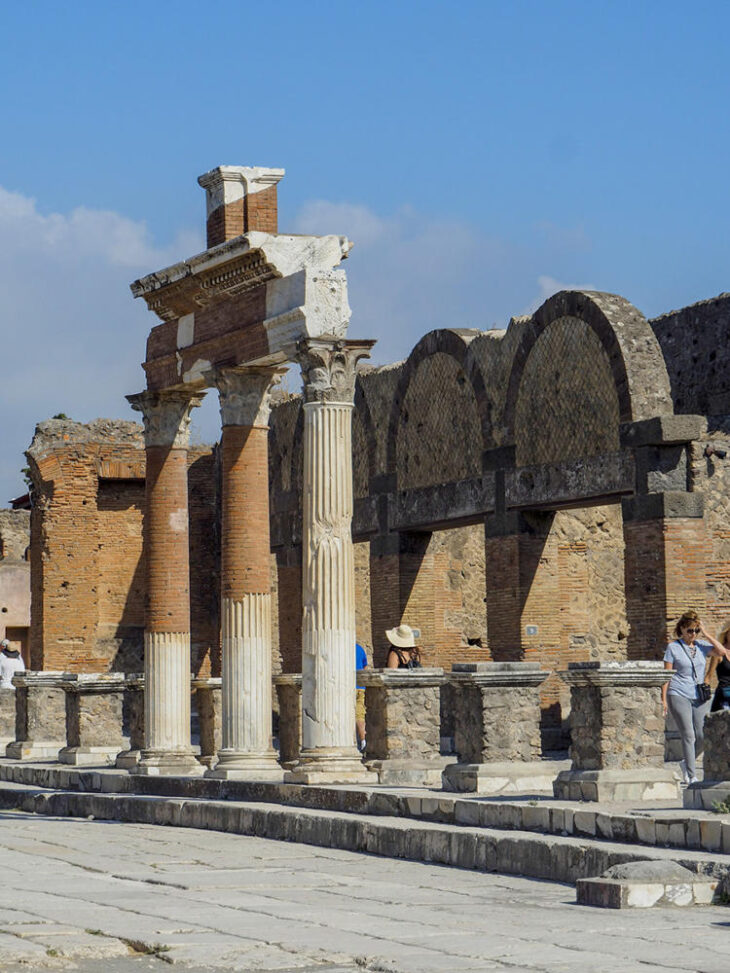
[127,389,204,776]
[207,366,285,780]
[286,337,375,784]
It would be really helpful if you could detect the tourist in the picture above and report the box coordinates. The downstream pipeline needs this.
[356,642,368,752]
[0,639,25,689]
[662,611,730,784]
[706,621,730,712]
[385,624,423,669]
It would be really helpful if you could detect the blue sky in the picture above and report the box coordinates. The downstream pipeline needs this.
[1,0,729,502]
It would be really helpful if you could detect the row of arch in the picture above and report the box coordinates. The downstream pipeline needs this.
[269,290,674,501]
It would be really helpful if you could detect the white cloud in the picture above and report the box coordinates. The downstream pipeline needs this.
[522,274,597,315]
[0,186,203,503]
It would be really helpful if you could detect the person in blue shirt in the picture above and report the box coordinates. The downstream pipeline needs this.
[356,643,368,753]
[662,610,730,784]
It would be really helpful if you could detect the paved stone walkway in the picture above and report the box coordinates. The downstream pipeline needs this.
[0,810,727,972]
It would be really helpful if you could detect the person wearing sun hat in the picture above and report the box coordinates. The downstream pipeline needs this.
[385,624,422,669]
[0,638,25,689]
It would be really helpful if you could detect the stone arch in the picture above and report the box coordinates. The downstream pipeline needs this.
[387,329,488,488]
[504,291,673,466]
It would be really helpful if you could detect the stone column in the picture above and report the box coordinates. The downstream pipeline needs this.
[274,673,302,767]
[58,673,126,766]
[127,389,204,776]
[0,689,16,750]
[193,676,221,768]
[286,338,375,784]
[360,668,446,785]
[442,662,564,794]
[207,367,284,780]
[116,673,144,769]
[6,672,67,760]
[554,661,679,801]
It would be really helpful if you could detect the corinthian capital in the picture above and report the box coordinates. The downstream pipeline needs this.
[297,337,375,405]
[213,366,288,428]
[126,389,205,448]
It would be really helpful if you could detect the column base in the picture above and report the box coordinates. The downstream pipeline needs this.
[443,759,571,795]
[284,747,374,785]
[366,757,451,787]
[205,750,283,782]
[133,749,205,777]
[115,749,141,770]
[683,779,730,810]
[553,767,681,802]
[57,746,120,767]
[6,740,64,761]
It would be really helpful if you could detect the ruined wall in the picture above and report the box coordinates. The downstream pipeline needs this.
[26,419,219,675]
[651,294,730,416]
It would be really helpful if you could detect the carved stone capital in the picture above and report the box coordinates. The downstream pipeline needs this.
[126,390,205,449]
[297,337,375,405]
[213,366,288,428]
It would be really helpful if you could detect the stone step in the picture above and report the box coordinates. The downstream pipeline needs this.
[0,778,725,892]
[0,760,728,858]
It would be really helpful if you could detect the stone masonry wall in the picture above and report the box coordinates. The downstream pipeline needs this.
[569,684,664,771]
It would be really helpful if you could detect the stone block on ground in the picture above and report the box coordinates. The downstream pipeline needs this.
[59,673,126,766]
[6,672,67,760]
[576,860,718,908]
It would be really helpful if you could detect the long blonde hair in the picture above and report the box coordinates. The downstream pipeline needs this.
[718,621,730,649]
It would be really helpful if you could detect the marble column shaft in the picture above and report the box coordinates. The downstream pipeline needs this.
[127,389,203,775]
[287,338,375,783]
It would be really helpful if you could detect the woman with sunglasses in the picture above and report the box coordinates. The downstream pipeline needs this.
[662,610,730,784]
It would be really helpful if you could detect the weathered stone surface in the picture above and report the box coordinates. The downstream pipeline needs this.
[0,689,16,740]
[7,673,67,760]
[192,678,222,767]
[703,710,730,781]
[274,674,301,766]
[577,859,718,909]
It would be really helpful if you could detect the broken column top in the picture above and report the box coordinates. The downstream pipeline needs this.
[198,165,286,247]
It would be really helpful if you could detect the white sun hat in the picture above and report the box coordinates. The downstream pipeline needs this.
[385,624,416,648]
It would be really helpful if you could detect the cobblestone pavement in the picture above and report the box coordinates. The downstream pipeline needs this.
[0,810,727,972]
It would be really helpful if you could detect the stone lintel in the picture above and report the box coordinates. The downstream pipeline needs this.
[505,452,634,511]
[558,661,673,688]
[60,673,126,694]
[620,414,707,448]
[390,476,495,532]
[621,491,704,521]
[12,672,67,689]
[450,663,548,688]
[272,673,302,689]
[191,677,221,690]
[358,668,446,689]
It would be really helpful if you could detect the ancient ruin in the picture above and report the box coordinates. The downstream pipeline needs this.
[16,164,730,790]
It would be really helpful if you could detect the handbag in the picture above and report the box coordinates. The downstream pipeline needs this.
[681,642,712,703]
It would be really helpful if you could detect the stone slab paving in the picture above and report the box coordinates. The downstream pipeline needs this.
[0,811,727,971]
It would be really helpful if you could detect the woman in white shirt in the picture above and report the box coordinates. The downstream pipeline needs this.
[0,638,25,689]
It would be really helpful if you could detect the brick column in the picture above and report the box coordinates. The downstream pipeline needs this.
[286,338,375,785]
[127,389,203,776]
[207,366,285,780]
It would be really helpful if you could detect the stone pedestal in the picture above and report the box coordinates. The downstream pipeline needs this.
[116,674,145,769]
[207,367,284,782]
[285,339,374,786]
[684,709,730,809]
[442,662,564,794]
[128,389,204,777]
[7,672,67,760]
[274,674,302,768]
[553,662,679,802]
[58,673,126,765]
[193,677,222,769]
[360,668,446,785]
[0,688,17,750]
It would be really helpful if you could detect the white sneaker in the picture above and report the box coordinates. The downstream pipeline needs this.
[688,775,700,785]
